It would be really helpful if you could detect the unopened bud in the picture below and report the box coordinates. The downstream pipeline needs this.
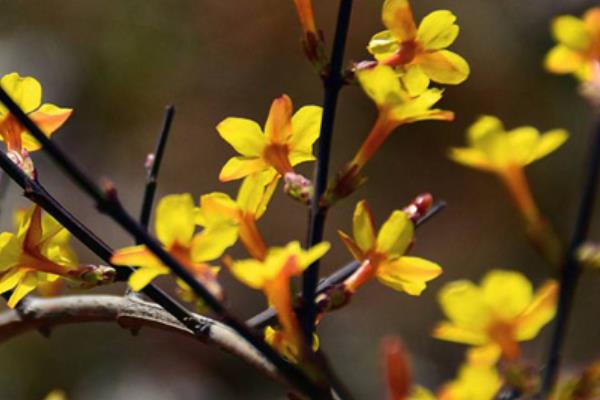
[580,61,600,110]
[7,149,36,179]
[403,193,433,222]
[283,172,313,205]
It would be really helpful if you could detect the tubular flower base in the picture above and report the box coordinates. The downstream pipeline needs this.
[111,194,234,299]
[197,172,276,261]
[338,200,441,295]
[433,270,558,362]
[0,73,71,154]
[0,206,78,307]
[368,0,470,95]
[382,337,412,400]
[545,7,600,81]
[265,325,320,364]
[218,94,322,184]
[228,241,330,360]
[351,65,453,172]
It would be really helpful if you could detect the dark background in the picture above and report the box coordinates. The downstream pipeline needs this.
[0,0,598,398]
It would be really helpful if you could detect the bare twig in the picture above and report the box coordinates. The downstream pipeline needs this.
[302,0,354,340]
[539,118,600,396]
[0,87,330,399]
[0,295,279,381]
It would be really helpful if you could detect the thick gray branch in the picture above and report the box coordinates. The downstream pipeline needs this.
[0,295,279,381]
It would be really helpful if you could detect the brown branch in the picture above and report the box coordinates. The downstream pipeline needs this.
[0,295,279,382]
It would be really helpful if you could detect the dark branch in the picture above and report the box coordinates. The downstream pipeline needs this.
[250,201,446,329]
[0,87,329,399]
[139,106,175,230]
[302,0,354,340]
[539,118,600,396]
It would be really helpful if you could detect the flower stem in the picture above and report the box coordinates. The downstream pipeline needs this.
[302,0,353,342]
[0,87,330,399]
[539,118,600,397]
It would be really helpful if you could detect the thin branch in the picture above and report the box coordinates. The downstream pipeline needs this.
[539,118,600,396]
[250,201,446,329]
[0,295,279,381]
[302,0,354,340]
[139,106,175,230]
[0,88,329,399]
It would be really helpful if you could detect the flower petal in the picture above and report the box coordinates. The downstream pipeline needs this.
[229,258,267,289]
[530,129,568,163]
[505,127,540,166]
[377,256,442,295]
[382,0,417,42]
[376,210,413,257]
[0,268,26,293]
[481,270,533,319]
[0,73,42,114]
[417,50,470,84]
[516,280,558,341]
[8,272,37,307]
[264,95,293,144]
[352,200,377,253]
[289,105,322,155]
[368,30,400,61]
[417,10,459,51]
[129,267,167,292]
[217,117,265,157]
[357,65,406,108]
[219,156,267,182]
[24,104,72,151]
[197,192,239,226]
[155,193,196,248]
[110,245,159,267]
[402,65,430,96]
[0,232,22,271]
[447,147,494,171]
[338,230,364,260]
[438,280,489,329]
[544,44,585,75]
[237,172,276,216]
[298,241,330,268]
[552,15,590,51]
[191,223,238,262]
[432,321,488,345]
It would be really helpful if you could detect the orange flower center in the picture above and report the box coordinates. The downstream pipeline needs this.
[263,143,293,175]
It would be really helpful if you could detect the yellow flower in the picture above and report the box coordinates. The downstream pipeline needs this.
[338,200,442,295]
[352,64,454,170]
[264,325,319,363]
[0,73,72,154]
[368,0,470,95]
[545,7,600,81]
[229,241,330,358]
[111,193,234,297]
[197,172,277,260]
[218,95,322,183]
[0,206,78,308]
[44,390,67,400]
[438,363,502,400]
[449,115,567,226]
[433,270,558,361]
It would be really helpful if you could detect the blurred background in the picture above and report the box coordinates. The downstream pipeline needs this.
[0,0,599,398]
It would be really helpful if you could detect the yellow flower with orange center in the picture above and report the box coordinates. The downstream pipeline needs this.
[111,193,235,298]
[437,362,502,400]
[0,73,72,154]
[0,205,78,307]
[338,200,441,295]
[368,0,470,95]
[218,95,322,184]
[229,241,330,360]
[545,7,600,81]
[433,270,558,362]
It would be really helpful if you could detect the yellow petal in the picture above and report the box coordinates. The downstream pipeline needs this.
[229,259,267,289]
[0,268,26,293]
[448,147,494,171]
[389,87,450,123]
[402,65,431,96]
[432,321,488,345]
[357,65,406,108]
[516,280,558,341]
[197,192,239,226]
[191,223,238,262]
[382,0,417,42]
[552,15,591,51]
[544,45,585,75]
[237,172,276,215]
[530,129,568,163]
[376,257,442,295]
[352,200,377,253]
[505,127,540,166]
[338,230,365,260]
[0,73,42,114]
[417,50,470,85]
[110,245,159,267]
[219,156,267,182]
[481,270,533,319]
[417,10,459,51]
[155,193,196,248]
[440,363,502,400]
[0,232,22,271]
[8,272,37,307]
[23,104,72,151]
[288,150,315,166]
[264,95,293,144]
[289,105,322,156]
[298,241,330,268]
[368,30,400,61]
[438,280,489,329]
[376,210,413,257]
[217,117,265,157]
[128,266,167,291]
[467,115,504,146]
[466,344,502,366]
